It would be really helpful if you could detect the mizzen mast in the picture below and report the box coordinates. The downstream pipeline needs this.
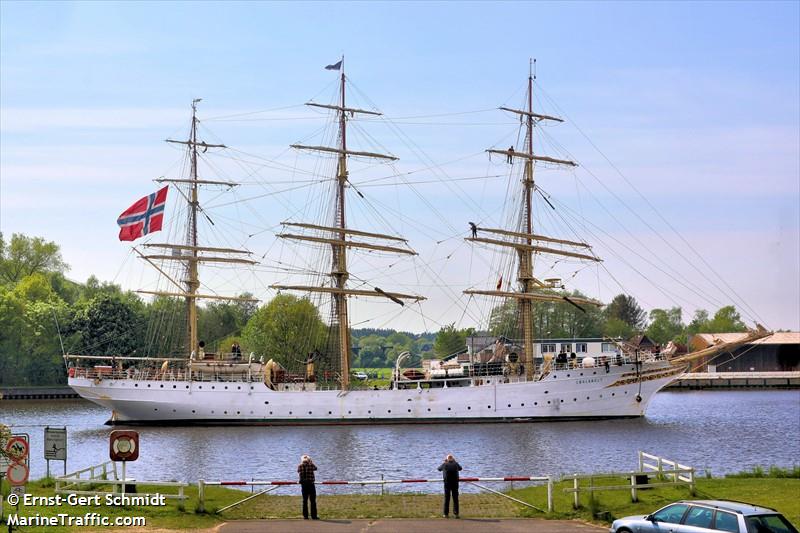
[140,99,257,357]
[272,59,424,389]
[467,61,599,380]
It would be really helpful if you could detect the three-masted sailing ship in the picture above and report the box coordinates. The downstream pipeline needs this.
[66,62,768,424]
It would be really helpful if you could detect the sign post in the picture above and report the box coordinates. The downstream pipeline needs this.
[44,426,67,478]
[4,432,30,526]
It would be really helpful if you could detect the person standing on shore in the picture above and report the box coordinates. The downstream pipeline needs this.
[437,453,462,518]
[297,454,319,520]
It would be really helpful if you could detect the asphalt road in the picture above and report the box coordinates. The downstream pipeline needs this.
[219,518,607,532]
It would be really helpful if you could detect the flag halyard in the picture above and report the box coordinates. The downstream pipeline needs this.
[117,186,168,241]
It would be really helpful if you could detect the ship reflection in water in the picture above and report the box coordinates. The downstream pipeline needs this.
[2,390,798,487]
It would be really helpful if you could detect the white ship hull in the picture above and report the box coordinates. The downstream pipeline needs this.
[68,361,683,424]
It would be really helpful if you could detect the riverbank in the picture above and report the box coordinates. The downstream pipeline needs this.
[2,475,797,532]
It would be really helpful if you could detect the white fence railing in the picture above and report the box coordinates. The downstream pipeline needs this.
[564,452,695,508]
[55,461,188,502]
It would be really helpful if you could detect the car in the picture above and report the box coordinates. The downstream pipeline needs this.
[609,500,798,533]
[353,371,369,380]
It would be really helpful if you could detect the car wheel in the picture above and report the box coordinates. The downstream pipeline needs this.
[615,529,632,533]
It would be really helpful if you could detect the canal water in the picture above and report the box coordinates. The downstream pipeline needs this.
[2,390,798,489]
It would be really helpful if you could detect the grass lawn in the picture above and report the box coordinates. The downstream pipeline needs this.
[2,475,797,531]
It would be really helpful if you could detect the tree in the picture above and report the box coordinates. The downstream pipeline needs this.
[604,294,646,331]
[198,295,256,350]
[69,293,145,356]
[687,309,710,335]
[707,305,747,333]
[0,233,68,283]
[489,299,520,337]
[433,323,467,358]
[603,317,634,339]
[646,307,685,344]
[241,294,326,364]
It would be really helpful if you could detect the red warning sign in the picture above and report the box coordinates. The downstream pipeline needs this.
[5,436,29,463]
[7,462,29,485]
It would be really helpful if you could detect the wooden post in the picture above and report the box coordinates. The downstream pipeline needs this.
[573,475,580,509]
[657,456,663,479]
[547,477,553,513]
[630,472,638,502]
[638,450,644,472]
[689,468,696,496]
[198,480,205,513]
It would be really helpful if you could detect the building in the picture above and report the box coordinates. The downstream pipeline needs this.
[461,335,622,364]
[688,332,800,372]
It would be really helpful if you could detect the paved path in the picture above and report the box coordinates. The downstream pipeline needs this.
[219,518,606,532]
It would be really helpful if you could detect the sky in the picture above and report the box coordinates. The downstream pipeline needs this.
[1,1,798,333]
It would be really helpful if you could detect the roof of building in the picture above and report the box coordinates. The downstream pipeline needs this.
[692,332,799,345]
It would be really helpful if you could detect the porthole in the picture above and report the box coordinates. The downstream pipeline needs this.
[224,411,228,414]
[612,393,615,396]
[566,374,570,378]
[211,386,215,390]
[237,386,241,390]
[560,399,564,403]
[185,385,189,389]
[173,385,176,389]
[593,371,597,375]
[534,402,538,406]
[172,409,176,412]
[328,411,332,415]
[289,411,293,415]
[154,408,158,411]
[624,391,628,394]
[580,373,583,376]
[547,401,551,405]
[191,410,196,413]
[487,405,491,409]
[553,375,557,379]
[368,410,371,414]
[467,406,471,410]
[264,401,269,405]
[408,409,411,413]
[269,411,273,415]
[348,410,351,414]
[544,390,549,394]
[134,384,138,387]
[508,404,512,408]
[237,411,241,415]
[407,398,412,402]
[600,394,603,398]
[147,384,151,388]
[448,407,451,411]
[309,411,312,414]
[199,385,202,389]
[388,410,392,413]
[211,410,215,414]
[521,403,525,407]
[160,384,164,388]
[586,396,590,400]
[573,398,577,402]
[224,386,228,390]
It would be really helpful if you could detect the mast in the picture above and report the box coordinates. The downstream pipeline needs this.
[273,59,423,390]
[334,60,351,389]
[149,100,255,358]
[470,61,600,380]
[187,98,201,356]
[519,61,535,380]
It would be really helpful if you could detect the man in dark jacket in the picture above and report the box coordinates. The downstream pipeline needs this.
[437,454,463,518]
[297,454,318,519]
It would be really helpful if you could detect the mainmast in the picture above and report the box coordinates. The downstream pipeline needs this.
[465,61,601,380]
[273,59,424,389]
[136,100,258,358]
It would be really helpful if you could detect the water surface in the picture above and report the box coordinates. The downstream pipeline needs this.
[2,390,798,489]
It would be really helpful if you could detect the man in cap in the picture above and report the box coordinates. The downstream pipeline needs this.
[437,453,463,518]
[297,454,319,519]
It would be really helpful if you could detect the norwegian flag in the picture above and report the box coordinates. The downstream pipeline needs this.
[117,186,168,241]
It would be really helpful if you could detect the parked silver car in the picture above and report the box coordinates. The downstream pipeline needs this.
[609,500,797,533]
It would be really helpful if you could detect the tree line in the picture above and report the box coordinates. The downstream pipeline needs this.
[0,233,750,386]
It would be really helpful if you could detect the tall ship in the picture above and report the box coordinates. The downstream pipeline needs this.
[66,61,768,424]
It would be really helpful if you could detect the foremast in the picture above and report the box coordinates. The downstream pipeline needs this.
[272,59,424,389]
[136,99,258,358]
[465,61,602,380]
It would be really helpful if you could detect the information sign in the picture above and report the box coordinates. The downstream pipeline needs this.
[44,427,67,460]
